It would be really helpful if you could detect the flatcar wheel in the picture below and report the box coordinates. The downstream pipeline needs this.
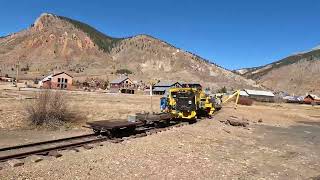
[188,118,197,124]
[126,127,136,133]
[153,122,161,128]
[101,130,113,138]
[93,129,101,135]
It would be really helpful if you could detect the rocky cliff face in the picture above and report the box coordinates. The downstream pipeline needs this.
[0,13,258,90]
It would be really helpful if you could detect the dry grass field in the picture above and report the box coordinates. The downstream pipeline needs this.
[0,83,160,130]
[0,83,320,179]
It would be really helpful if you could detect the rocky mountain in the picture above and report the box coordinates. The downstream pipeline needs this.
[236,48,320,94]
[0,13,258,90]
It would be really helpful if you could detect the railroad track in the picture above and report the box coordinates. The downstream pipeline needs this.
[0,133,107,162]
[0,117,206,165]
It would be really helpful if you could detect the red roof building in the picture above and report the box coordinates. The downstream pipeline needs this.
[39,72,73,90]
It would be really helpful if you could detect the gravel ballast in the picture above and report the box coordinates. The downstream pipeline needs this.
[1,106,320,179]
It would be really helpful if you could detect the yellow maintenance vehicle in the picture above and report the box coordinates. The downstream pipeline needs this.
[197,90,216,117]
[166,87,198,120]
[160,87,217,121]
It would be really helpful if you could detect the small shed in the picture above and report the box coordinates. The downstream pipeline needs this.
[109,76,135,94]
[152,81,181,95]
[283,96,304,104]
[39,72,73,90]
[304,94,320,105]
[244,89,275,102]
[0,76,13,82]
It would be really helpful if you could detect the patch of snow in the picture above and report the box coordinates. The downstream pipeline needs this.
[312,45,320,50]
[252,64,272,74]
[236,69,248,74]
[34,13,54,25]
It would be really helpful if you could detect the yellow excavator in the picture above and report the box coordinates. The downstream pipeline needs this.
[221,90,241,109]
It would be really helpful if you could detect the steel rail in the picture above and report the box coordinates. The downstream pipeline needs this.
[0,134,106,162]
[0,133,97,152]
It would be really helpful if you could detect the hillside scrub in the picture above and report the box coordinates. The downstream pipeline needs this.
[116,68,132,75]
[217,86,227,93]
[58,15,122,52]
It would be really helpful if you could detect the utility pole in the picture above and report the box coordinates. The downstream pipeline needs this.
[15,61,20,87]
[150,84,153,113]
[149,79,157,113]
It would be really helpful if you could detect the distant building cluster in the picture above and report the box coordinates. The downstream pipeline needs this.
[2,70,320,106]
[238,89,320,105]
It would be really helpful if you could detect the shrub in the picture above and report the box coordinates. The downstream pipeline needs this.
[25,90,70,128]
[217,86,227,93]
[21,65,30,71]
[237,97,253,106]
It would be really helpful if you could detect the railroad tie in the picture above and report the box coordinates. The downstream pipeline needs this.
[135,133,147,137]
[129,135,137,139]
[7,159,24,167]
[122,137,130,141]
[70,148,80,152]
[48,151,62,158]
[29,155,43,163]
[110,139,123,143]
[83,145,93,150]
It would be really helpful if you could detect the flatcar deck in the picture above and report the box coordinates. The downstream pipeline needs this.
[86,120,144,130]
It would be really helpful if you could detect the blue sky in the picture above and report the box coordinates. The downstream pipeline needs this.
[0,0,319,70]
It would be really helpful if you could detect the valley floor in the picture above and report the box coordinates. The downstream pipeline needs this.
[0,84,320,179]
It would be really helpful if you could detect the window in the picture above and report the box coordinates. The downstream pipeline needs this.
[56,77,70,89]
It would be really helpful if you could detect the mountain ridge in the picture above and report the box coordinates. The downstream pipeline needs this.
[0,13,258,90]
[235,47,320,94]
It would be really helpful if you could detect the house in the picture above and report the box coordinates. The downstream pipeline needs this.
[304,94,320,105]
[239,90,249,97]
[39,72,73,90]
[152,81,182,95]
[244,89,275,102]
[0,76,13,82]
[283,96,304,104]
[181,82,202,90]
[109,76,135,94]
